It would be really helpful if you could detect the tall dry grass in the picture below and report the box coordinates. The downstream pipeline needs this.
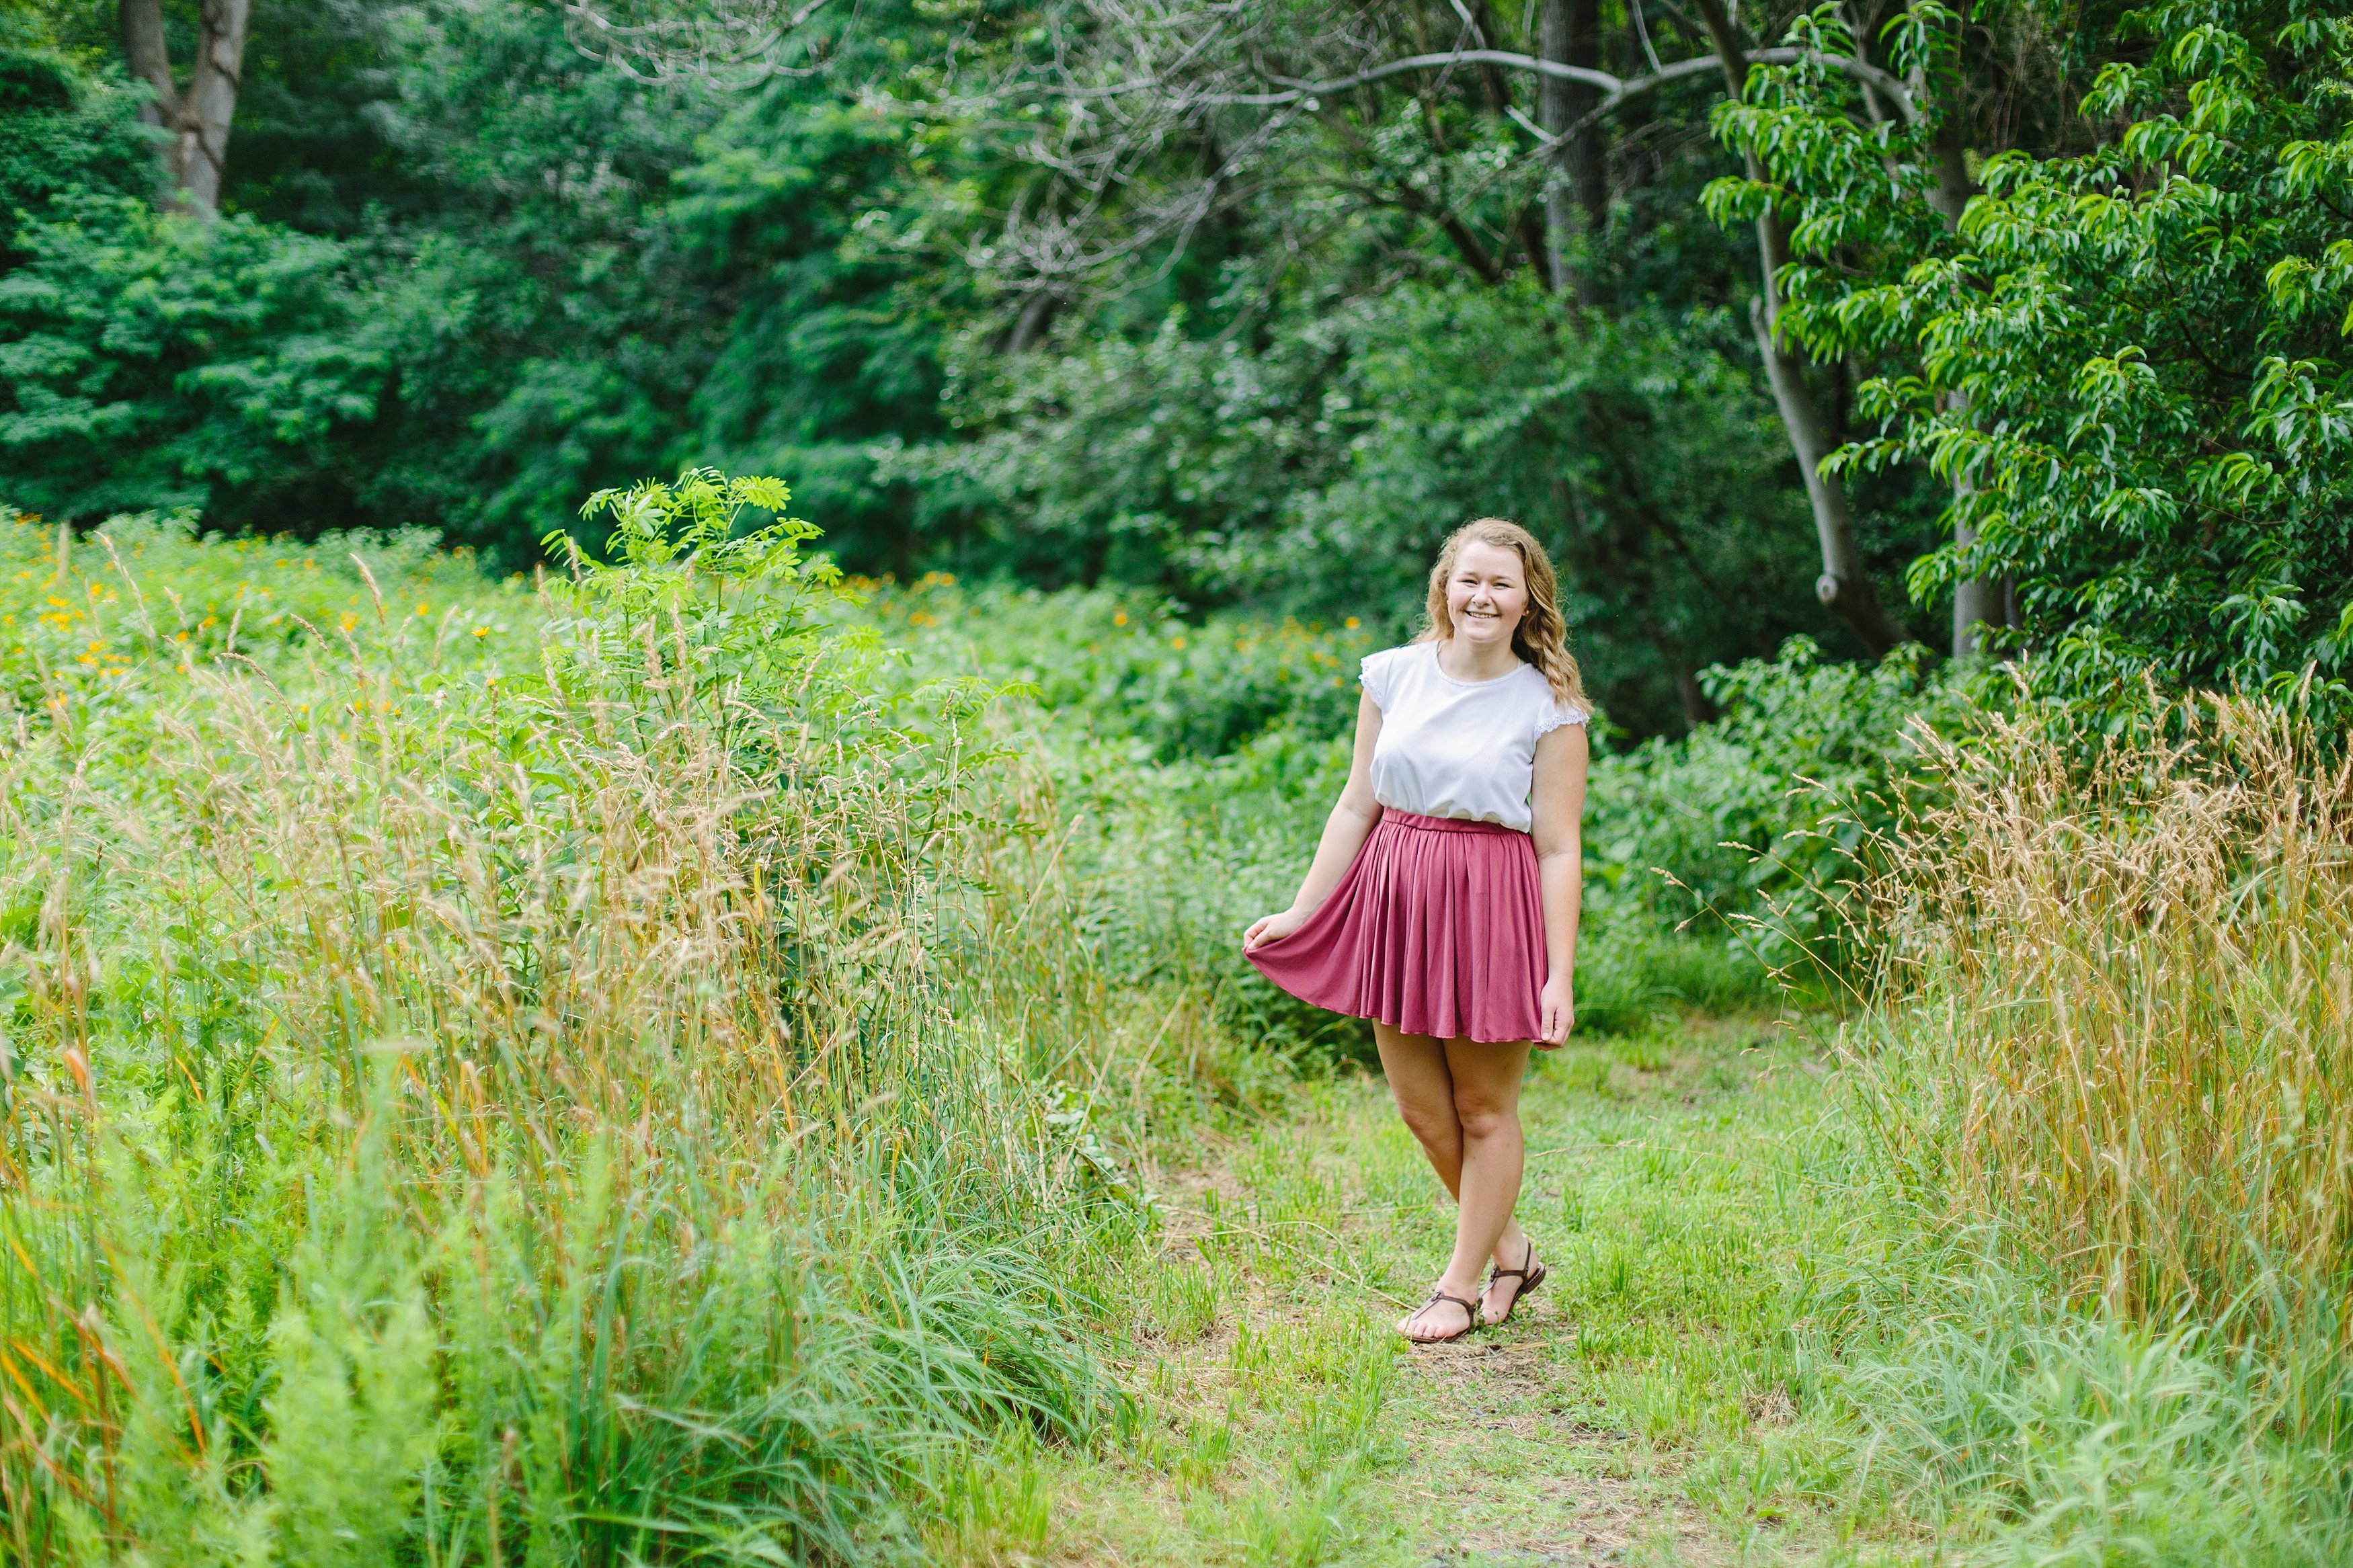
[1852,693,2353,1340]
[1807,696,2353,1562]
[0,491,1160,1565]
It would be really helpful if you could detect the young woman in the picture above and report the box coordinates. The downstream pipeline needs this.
[1242,518,1589,1344]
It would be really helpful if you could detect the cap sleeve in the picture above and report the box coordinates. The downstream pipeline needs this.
[1535,694,1589,739]
[1359,647,1404,712]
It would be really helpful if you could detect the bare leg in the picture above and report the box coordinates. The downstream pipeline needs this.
[1373,1023,1461,1188]
[1375,1024,1533,1340]
[1440,1035,1533,1320]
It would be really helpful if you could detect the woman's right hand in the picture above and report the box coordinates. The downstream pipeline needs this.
[1243,907,1308,952]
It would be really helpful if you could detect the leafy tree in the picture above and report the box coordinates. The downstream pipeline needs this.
[897,0,1953,657]
[28,0,2337,735]
[1,2,960,571]
[1716,0,2353,717]
[0,28,424,529]
[254,0,954,567]
[665,93,950,575]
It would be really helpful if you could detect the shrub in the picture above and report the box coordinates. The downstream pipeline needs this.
[1584,635,1968,986]
[856,575,1376,761]
[0,196,415,528]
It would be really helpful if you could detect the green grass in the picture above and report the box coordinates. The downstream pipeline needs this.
[984,1015,1875,1567]
[0,504,1156,1565]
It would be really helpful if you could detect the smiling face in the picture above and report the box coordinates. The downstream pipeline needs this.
[1444,538,1529,649]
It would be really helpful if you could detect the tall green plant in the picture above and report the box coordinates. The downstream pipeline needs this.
[1813,694,2353,1565]
[547,468,829,720]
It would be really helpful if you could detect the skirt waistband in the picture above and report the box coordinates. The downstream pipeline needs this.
[1380,809,1524,837]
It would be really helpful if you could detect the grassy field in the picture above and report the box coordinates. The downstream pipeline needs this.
[0,494,1163,1564]
[856,559,2353,1566]
[3,497,2348,1566]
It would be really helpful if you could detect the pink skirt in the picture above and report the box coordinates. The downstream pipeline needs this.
[1246,810,1548,1044]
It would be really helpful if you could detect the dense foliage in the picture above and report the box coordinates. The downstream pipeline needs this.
[0,0,1918,738]
[1718,0,2353,717]
[8,0,2348,732]
[0,2,949,565]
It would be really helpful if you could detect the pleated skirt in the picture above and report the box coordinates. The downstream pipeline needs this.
[1246,809,1548,1045]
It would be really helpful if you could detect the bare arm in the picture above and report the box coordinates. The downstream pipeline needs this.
[1529,720,1589,1045]
[1243,692,1386,950]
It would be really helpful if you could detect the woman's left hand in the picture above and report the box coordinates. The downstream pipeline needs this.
[1538,973,1574,1048]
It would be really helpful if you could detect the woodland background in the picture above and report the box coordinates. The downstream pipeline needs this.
[7,0,2348,739]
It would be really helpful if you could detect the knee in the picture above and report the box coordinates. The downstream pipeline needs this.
[1392,1094,1458,1148]
[1451,1094,1517,1144]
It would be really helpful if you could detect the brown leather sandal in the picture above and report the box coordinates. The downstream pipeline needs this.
[1400,1287,1483,1344]
[1483,1241,1548,1326]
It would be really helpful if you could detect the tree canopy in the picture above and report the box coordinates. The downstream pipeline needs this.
[0,0,2347,732]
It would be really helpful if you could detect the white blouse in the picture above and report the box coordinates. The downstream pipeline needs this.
[1360,643,1587,833]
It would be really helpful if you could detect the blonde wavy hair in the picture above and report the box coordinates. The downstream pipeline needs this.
[1418,517,1589,712]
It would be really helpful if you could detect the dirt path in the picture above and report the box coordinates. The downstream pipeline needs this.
[1014,1016,1854,1567]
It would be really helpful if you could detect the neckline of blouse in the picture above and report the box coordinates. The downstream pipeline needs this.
[1425,641,1531,690]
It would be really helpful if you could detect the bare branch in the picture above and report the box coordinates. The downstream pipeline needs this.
[560,0,836,86]
[909,0,1921,348]
[1193,45,1919,124]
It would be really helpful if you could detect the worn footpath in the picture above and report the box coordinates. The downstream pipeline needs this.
[964,1016,1871,1567]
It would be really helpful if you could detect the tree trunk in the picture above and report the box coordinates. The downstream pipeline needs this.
[118,0,173,130]
[1002,291,1061,354]
[118,0,253,214]
[1927,107,1993,657]
[1652,620,1715,728]
[1944,399,2015,655]
[1747,295,1907,655]
[1516,206,1555,289]
[1467,0,1554,285]
[1563,0,1605,243]
[1950,532,2003,656]
[1537,0,1604,306]
[1692,0,1913,656]
[1927,109,1975,229]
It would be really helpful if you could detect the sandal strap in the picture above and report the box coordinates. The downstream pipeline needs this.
[1421,1288,1482,1326]
[1486,1241,1538,1286]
